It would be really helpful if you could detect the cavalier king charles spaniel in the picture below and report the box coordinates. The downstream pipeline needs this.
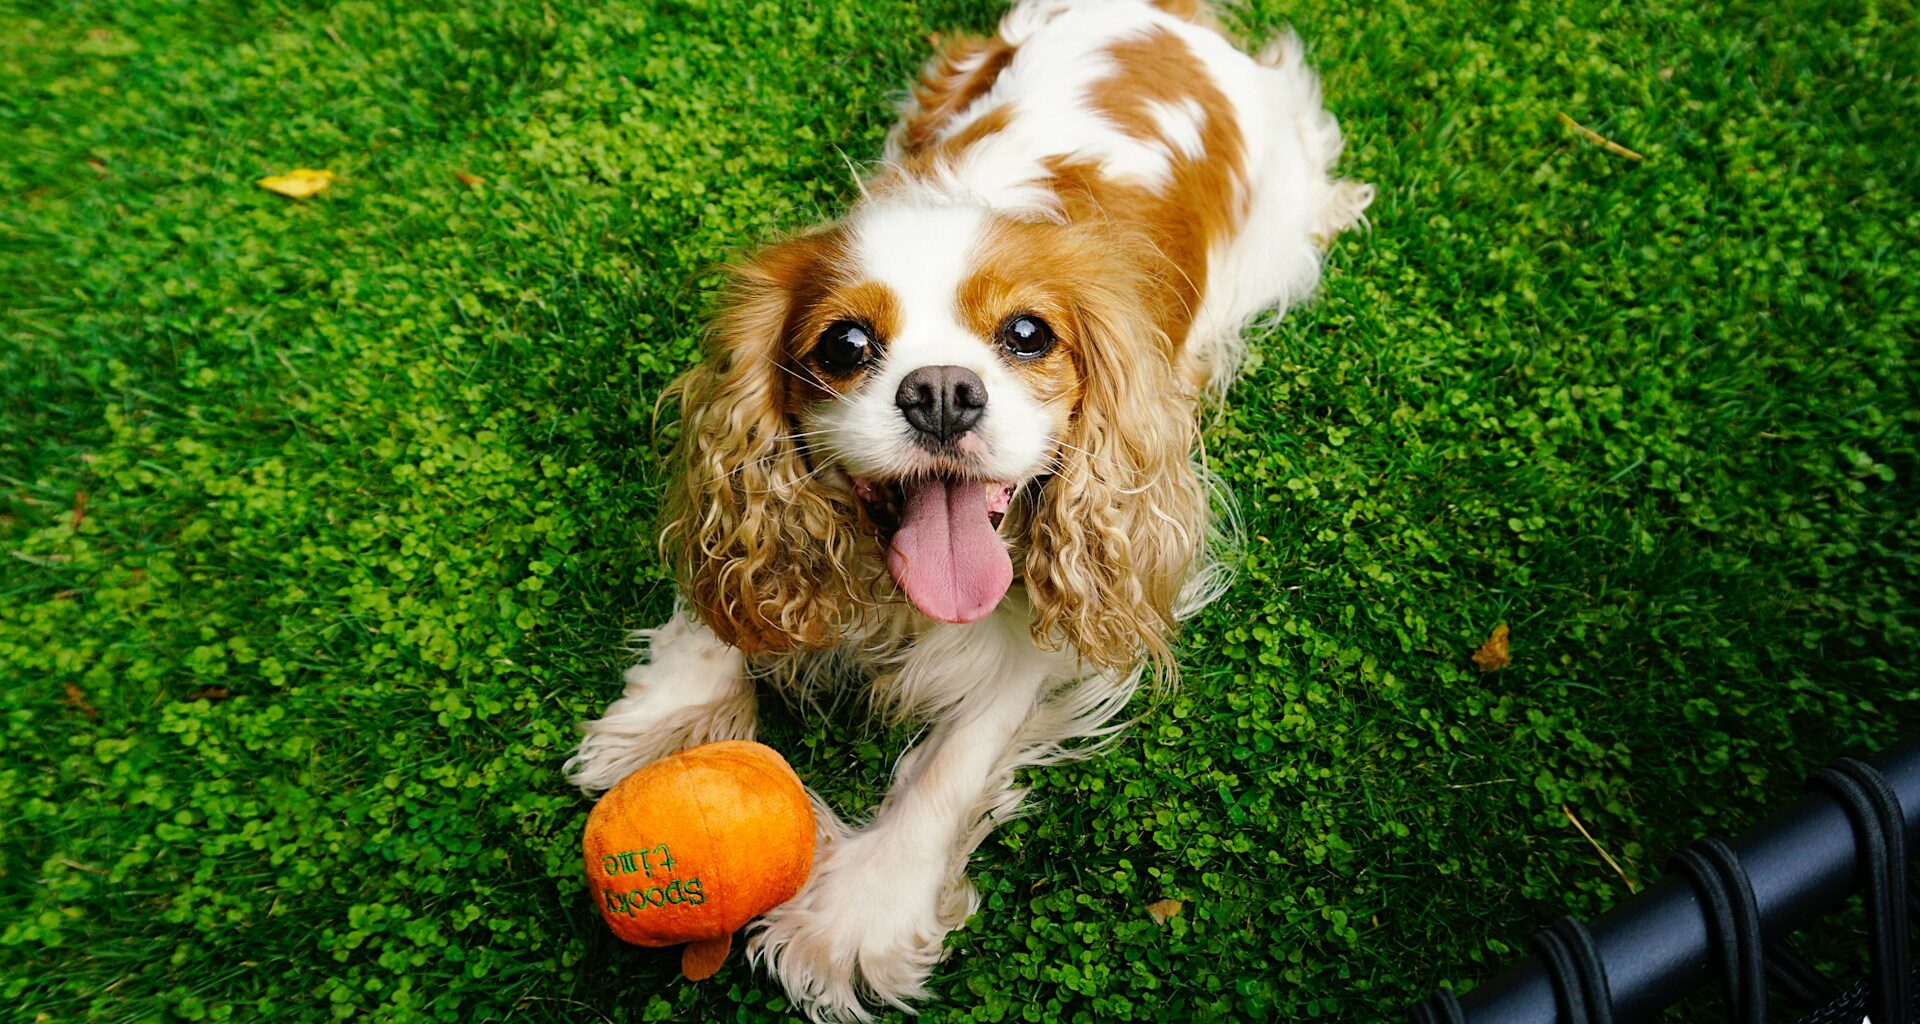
[565,0,1370,1017]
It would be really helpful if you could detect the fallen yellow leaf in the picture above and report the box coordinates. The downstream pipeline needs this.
[453,170,486,187]
[257,169,337,199]
[1145,898,1183,925]
[1472,622,1510,672]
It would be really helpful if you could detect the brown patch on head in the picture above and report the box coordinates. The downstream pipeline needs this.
[720,232,908,412]
[719,228,847,400]
[703,230,839,381]
[954,217,1131,420]
[787,279,904,397]
[894,34,1017,158]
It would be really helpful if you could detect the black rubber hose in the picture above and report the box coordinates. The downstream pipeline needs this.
[1809,757,1911,1024]
[1451,735,1920,1023]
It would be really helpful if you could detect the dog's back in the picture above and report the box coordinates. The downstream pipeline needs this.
[885,0,1372,389]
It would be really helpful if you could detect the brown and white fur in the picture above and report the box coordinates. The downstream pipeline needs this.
[565,1,1371,1018]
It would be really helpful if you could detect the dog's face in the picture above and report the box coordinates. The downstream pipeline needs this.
[662,199,1207,668]
[799,205,1073,487]
[795,204,1085,624]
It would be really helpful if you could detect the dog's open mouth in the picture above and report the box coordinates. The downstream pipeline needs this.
[853,477,1017,624]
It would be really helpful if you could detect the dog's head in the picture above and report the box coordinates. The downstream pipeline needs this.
[662,201,1205,670]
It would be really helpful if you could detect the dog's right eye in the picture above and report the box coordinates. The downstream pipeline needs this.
[814,321,877,373]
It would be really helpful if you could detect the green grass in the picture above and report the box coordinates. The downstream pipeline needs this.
[3,0,1917,1020]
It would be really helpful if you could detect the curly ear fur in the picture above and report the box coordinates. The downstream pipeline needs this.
[1024,272,1209,675]
[661,238,869,654]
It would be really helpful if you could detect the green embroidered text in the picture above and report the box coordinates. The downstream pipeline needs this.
[603,877,706,914]
[602,843,676,878]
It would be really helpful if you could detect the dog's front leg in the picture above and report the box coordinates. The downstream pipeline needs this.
[750,617,1060,1022]
[563,607,757,794]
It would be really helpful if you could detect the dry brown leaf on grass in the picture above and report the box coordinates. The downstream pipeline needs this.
[61,682,99,721]
[257,169,338,199]
[1145,898,1183,925]
[453,170,486,187]
[1472,622,1510,672]
[187,686,231,702]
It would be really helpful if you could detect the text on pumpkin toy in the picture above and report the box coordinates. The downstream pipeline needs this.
[603,878,706,913]
[602,843,676,878]
[598,843,707,914]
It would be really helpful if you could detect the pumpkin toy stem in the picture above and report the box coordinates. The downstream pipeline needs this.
[681,933,732,981]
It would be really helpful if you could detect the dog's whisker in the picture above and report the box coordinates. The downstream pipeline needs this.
[761,352,837,393]
[717,447,834,486]
[781,427,843,442]
[1047,438,1141,480]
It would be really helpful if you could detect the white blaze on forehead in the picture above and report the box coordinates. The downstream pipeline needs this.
[850,202,997,371]
[808,200,1058,485]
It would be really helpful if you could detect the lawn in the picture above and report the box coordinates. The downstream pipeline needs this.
[3,0,1917,1020]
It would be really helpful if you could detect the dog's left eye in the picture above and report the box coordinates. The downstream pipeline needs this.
[999,314,1055,359]
[814,321,877,373]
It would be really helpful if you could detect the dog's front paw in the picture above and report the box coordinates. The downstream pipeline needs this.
[748,829,976,1023]
[563,630,753,794]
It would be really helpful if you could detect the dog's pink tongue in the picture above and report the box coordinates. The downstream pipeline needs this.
[886,479,1013,624]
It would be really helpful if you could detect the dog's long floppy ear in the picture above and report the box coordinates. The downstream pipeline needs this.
[1024,274,1209,675]
[660,234,866,654]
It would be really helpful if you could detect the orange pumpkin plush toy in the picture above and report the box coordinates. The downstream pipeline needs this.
[582,740,815,979]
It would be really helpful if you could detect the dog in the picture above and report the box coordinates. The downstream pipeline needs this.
[565,0,1370,1018]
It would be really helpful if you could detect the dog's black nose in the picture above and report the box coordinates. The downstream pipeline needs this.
[895,365,987,444]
